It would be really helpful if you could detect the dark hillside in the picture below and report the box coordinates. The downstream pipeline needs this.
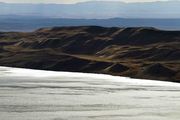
[0,26,179,82]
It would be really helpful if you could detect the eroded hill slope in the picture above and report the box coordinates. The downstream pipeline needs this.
[0,26,179,82]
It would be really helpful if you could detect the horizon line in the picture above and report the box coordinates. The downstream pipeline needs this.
[0,0,177,5]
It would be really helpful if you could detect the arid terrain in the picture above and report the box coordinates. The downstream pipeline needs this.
[0,26,179,82]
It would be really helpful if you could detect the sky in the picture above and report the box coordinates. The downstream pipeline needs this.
[0,0,173,4]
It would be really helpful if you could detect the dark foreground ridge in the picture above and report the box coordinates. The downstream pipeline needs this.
[0,26,179,82]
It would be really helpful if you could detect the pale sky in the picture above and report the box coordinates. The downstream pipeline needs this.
[0,0,173,4]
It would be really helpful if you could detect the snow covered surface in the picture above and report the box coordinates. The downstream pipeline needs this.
[0,66,180,120]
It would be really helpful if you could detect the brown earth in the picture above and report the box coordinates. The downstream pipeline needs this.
[0,26,179,82]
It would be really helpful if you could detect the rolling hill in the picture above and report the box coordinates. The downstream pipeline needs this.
[0,26,179,82]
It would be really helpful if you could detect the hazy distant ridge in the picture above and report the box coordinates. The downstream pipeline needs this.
[0,1,180,18]
[1,16,180,31]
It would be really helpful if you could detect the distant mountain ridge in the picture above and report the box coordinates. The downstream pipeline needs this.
[0,1,180,19]
[1,16,180,31]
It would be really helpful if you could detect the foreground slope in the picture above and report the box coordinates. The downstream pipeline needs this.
[0,26,179,82]
[1,66,180,120]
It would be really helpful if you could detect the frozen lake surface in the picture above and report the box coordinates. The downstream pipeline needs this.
[0,66,180,120]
